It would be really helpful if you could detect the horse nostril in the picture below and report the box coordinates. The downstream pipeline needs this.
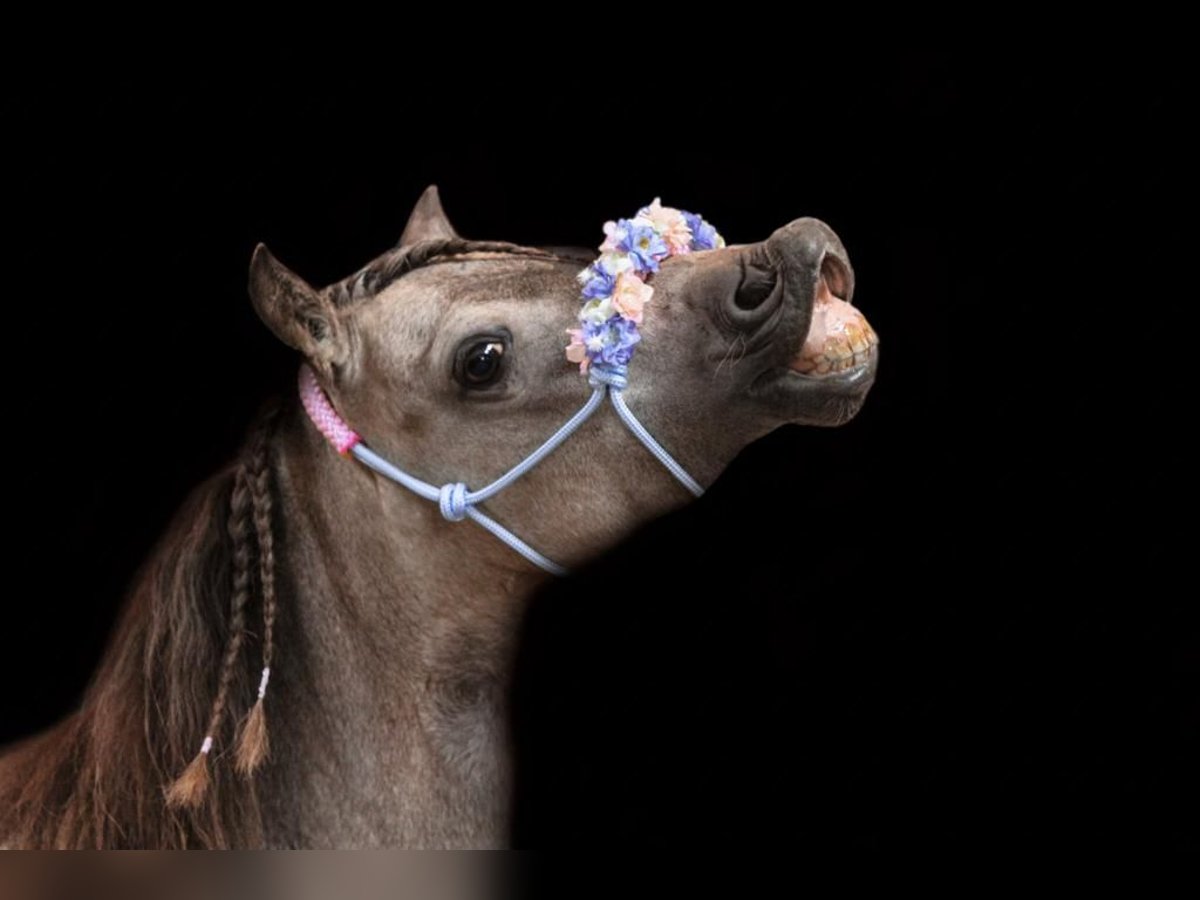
[734,263,778,311]
[819,252,853,303]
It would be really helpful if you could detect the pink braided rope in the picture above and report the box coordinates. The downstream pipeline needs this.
[298,365,361,455]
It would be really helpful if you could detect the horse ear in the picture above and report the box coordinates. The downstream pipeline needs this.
[248,244,347,371]
[399,184,460,246]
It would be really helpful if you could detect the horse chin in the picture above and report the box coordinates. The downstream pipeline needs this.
[748,345,878,426]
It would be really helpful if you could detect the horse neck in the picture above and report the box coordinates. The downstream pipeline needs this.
[259,406,546,844]
[274,402,546,680]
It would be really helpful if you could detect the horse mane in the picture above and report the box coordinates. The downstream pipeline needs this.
[0,409,280,848]
[330,238,591,306]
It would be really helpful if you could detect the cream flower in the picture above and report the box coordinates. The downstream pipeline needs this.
[580,297,616,325]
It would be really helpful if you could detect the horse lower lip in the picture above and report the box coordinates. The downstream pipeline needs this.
[788,353,867,375]
[785,345,877,381]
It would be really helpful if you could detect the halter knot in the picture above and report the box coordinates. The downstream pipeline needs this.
[438,482,469,522]
[589,364,629,391]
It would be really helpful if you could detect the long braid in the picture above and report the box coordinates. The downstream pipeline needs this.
[165,466,255,807]
[236,408,279,774]
[166,409,278,806]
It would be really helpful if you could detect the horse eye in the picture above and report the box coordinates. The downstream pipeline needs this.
[459,340,506,387]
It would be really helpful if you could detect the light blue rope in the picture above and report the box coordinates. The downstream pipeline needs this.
[607,390,704,497]
[348,363,701,575]
[465,387,607,505]
[463,507,568,576]
[352,444,441,502]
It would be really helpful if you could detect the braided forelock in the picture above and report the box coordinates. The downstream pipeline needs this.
[328,239,589,307]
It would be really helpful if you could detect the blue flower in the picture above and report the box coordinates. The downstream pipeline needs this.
[581,318,612,355]
[682,210,721,251]
[599,315,641,366]
[581,315,642,367]
[579,259,617,300]
[614,218,669,273]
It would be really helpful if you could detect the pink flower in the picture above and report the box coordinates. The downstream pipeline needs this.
[638,197,693,256]
[564,328,590,372]
[611,271,653,325]
[599,220,622,253]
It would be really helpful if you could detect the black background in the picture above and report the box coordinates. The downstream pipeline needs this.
[6,45,1191,849]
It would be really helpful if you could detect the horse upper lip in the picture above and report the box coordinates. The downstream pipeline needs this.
[785,270,877,376]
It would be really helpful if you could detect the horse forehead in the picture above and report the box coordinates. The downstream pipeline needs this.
[377,259,579,310]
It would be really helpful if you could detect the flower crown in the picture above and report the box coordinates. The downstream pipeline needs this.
[565,199,724,373]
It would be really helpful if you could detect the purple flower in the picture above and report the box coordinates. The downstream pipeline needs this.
[579,260,617,300]
[581,315,642,367]
[682,210,721,251]
[581,318,611,354]
[614,218,669,273]
[600,315,641,366]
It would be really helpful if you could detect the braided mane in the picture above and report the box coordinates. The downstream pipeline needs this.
[0,410,279,848]
[330,239,588,306]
